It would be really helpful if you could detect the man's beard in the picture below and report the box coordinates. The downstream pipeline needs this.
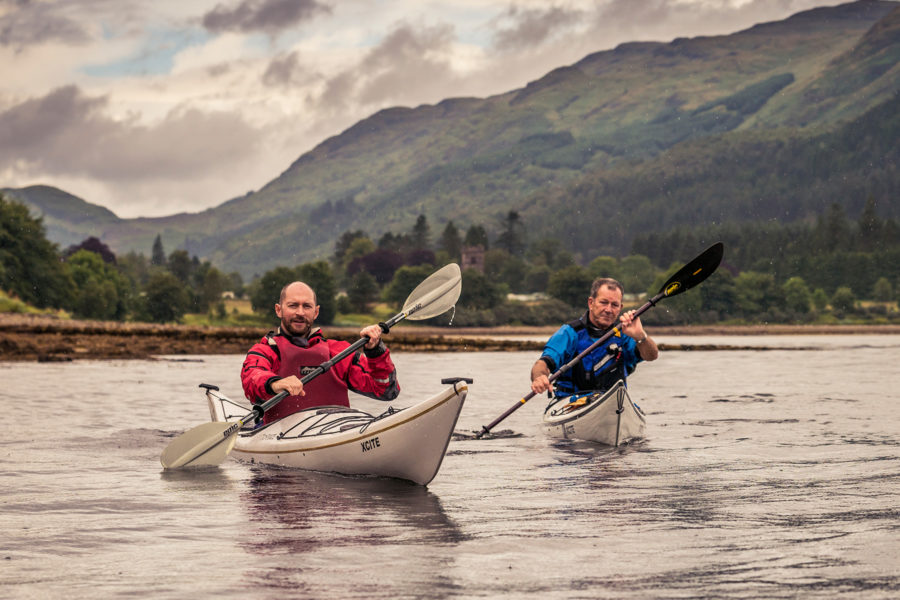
[282,317,311,337]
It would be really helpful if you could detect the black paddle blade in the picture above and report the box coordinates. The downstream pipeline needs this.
[658,242,724,299]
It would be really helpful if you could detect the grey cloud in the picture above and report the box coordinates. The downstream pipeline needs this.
[202,0,331,35]
[262,51,299,86]
[591,0,704,36]
[311,22,459,113]
[595,0,674,27]
[0,85,260,182]
[317,71,357,114]
[361,22,455,70]
[207,63,233,78]
[261,51,319,88]
[0,0,91,48]
[590,0,819,40]
[354,22,458,106]
[0,85,106,152]
[492,5,584,51]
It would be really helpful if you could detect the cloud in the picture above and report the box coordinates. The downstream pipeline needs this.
[202,0,331,35]
[491,4,585,52]
[311,21,462,113]
[0,0,91,49]
[0,85,261,183]
[358,22,458,104]
[589,0,824,42]
[261,50,318,87]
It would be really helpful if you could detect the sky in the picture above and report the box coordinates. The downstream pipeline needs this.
[0,0,845,218]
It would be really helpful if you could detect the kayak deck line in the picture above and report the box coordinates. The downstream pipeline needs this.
[545,386,645,428]
[229,388,465,456]
[542,380,646,446]
[202,381,468,484]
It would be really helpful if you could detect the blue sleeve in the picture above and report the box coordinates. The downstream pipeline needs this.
[541,325,577,372]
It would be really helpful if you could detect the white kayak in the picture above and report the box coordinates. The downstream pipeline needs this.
[202,379,469,485]
[541,380,645,446]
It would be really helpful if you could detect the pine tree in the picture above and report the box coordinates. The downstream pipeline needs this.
[411,214,430,250]
[496,211,524,256]
[439,221,462,259]
[857,196,882,252]
[151,234,166,267]
[464,224,489,250]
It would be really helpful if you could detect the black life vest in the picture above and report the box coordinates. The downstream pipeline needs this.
[555,316,634,396]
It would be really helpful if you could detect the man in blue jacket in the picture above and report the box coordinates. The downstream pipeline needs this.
[530,278,658,399]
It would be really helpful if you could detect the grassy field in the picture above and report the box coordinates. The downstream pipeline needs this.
[0,290,68,318]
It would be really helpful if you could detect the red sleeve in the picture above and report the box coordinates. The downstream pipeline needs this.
[328,339,400,401]
[241,338,280,402]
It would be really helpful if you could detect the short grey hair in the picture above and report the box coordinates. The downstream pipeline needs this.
[590,277,624,298]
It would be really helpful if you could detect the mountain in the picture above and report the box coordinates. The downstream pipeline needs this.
[0,184,122,248]
[4,0,899,277]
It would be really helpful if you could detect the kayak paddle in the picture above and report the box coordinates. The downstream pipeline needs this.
[160,262,463,469]
[474,242,724,439]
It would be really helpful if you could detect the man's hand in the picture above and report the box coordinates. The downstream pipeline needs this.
[619,309,659,361]
[360,324,384,349]
[531,374,552,395]
[530,360,553,395]
[272,375,305,396]
[618,309,645,340]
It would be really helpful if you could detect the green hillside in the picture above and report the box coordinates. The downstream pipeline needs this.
[6,1,900,278]
[521,90,900,260]
[0,185,121,249]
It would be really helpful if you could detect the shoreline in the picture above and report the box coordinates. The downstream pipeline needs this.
[1,313,898,362]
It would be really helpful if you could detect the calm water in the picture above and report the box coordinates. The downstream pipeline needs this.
[2,335,898,599]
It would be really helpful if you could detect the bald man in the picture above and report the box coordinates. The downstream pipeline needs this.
[241,281,399,425]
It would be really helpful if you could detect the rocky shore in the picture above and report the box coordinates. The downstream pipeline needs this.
[0,313,546,361]
[1,313,897,362]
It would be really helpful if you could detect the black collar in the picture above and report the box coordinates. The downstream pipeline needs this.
[273,325,321,348]
[580,311,611,338]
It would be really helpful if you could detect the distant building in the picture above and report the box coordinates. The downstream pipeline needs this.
[461,245,485,273]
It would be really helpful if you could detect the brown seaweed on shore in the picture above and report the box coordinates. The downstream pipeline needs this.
[1,313,896,362]
[0,313,545,361]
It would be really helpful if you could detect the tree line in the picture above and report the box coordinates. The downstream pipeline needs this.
[254,203,899,328]
[631,197,900,324]
[1,193,241,323]
[2,191,897,327]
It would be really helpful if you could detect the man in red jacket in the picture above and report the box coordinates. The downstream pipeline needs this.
[241,280,399,424]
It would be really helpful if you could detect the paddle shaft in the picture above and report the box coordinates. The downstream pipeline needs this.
[167,334,383,466]
[250,303,420,419]
[474,291,663,438]
[251,325,396,420]
[161,263,463,469]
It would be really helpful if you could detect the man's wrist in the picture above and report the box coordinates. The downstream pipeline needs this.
[265,376,282,395]
[364,340,387,358]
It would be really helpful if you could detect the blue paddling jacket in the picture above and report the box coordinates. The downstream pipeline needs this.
[539,312,642,398]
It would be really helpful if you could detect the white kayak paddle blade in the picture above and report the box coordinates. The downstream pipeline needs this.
[160,421,239,469]
[402,263,462,320]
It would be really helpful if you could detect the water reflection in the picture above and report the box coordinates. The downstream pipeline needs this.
[546,437,644,462]
[160,465,237,491]
[241,466,465,553]
[237,466,466,597]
